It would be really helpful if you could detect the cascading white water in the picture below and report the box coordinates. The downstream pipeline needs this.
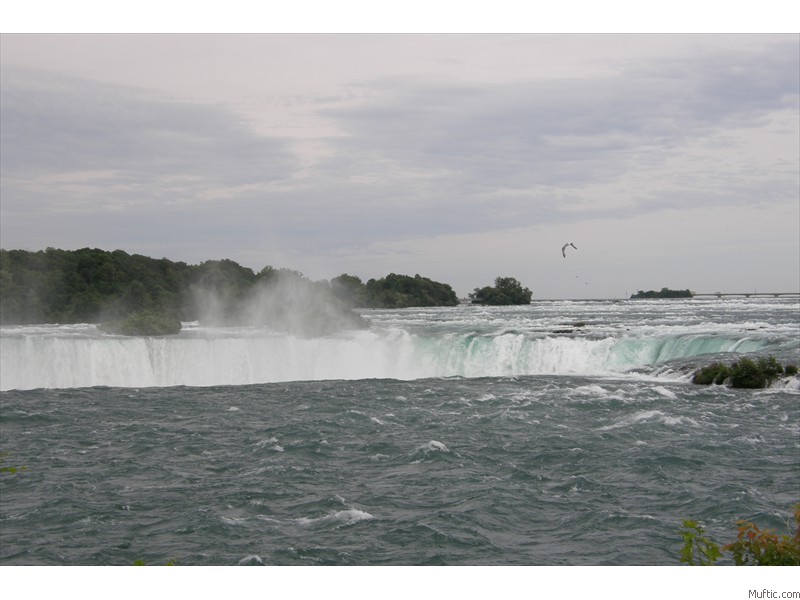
[0,321,773,391]
[0,327,420,390]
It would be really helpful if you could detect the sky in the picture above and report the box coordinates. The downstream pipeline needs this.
[1,20,798,298]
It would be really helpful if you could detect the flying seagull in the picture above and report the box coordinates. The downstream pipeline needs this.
[562,242,577,258]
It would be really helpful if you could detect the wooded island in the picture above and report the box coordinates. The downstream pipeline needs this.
[0,248,464,334]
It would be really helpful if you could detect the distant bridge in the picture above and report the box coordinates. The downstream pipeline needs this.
[691,292,800,298]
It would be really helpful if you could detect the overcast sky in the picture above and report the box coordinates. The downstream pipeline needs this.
[1,31,798,298]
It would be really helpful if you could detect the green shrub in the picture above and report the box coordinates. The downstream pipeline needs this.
[723,508,800,566]
[692,363,730,385]
[692,355,794,389]
[680,520,722,565]
[680,505,800,566]
[756,355,785,380]
[729,357,767,388]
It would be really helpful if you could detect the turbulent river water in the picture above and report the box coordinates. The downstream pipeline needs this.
[1,298,798,566]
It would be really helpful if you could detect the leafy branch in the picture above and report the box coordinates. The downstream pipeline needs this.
[680,505,800,565]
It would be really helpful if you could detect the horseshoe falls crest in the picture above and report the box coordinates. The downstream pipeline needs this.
[1,298,798,566]
[3,301,794,390]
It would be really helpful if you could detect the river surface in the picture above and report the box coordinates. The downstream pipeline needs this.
[1,298,798,565]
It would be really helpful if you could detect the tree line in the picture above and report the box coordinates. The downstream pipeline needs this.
[0,248,468,326]
[0,248,537,328]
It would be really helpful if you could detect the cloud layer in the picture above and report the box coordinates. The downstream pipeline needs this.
[1,34,798,297]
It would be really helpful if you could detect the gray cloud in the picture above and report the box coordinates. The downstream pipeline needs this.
[272,38,796,255]
[1,67,295,183]
[0,34,797,297]
[321,38,797,195]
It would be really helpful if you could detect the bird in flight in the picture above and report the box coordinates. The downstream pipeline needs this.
[562,242,577,258]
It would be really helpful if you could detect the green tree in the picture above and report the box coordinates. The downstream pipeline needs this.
[3,248,461,333]
[470,276,532,305]
[185,259,257,323]
[330,273,368,307]
[364,273,458,308]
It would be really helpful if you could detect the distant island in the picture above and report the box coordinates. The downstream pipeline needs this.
[630,288,693,299]
[0,248,464,335]
[470,277,532,305]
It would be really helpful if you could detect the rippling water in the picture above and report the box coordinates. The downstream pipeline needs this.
[1,298,798,566]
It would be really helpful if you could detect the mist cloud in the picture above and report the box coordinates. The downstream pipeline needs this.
[188,264,368,336]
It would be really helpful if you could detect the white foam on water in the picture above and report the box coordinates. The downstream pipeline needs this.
[662,415,699,427]
[419,440,449,453]
[573,384,610,395]
[602,408,700,430]
[296,508,374,528]
[652,386,678,400]
[599,409,666,431]
[255,437,280,447]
